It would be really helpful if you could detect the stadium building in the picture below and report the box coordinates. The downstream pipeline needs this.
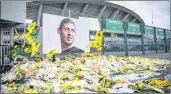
[0,1,170,67]
[26,1,146,54]
[26,1,170,55]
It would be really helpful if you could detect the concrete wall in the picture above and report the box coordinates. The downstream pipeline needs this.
[102,7,113,18]
[79,17,100,31]
[0,1,1,19]
[36,26,43,56]
[1,1,26,23]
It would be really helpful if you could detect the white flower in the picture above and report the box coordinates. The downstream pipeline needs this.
[47,73,55,79]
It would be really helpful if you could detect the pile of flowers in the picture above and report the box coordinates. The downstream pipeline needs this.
[1,53,170,93]
[2,22,170,93]
[88,30,103,51]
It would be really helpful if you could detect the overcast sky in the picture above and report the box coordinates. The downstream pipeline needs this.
[108,1,170,30]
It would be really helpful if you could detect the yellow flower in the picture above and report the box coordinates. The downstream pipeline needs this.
[96,46,102,51]
[88,69,94,73]
[96,38,102,43]
[71,77,79,82]
[14,35,19,40]
[117,66,125,73]
[81,59,86,64]
[18,88,23,93]
[61,73,68,79]
[31,42,40,56]
[152,61,158,66]
[7,82,15,87]
[105,80,111,88]
[14,28,20,39]
[82,51,89,57]
[89,41,96,48]
[14,45,19,49]
[98,75,104,79]
[24,48,31,53]
[137,81,144,89]
[33,57,43,63]
[22,32,31,39]
[11,82,15,87]
[72,87,80,91]
[46,48,56,58]
[26,36,36,44]
[75,72,83,78]
[5,82,9,87]
[115,78,126,84]
[27,21,36,33]
[94,41,102,49]
[95,30,103,39]
[24,89,35,93]
[36,62,41,68]
[94,83,100,90]
[60,83,69,89]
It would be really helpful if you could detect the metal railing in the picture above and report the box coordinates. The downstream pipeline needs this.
[0,45,11,72]
[100,17,170,56]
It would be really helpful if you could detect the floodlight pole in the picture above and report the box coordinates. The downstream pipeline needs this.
[152,10,154,26]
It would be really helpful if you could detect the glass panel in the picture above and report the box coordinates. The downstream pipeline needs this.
[167,45,170,53]
[156,28,165,45]
[104,32,125,56]
[127,34,142,56]
[157,45,165,53]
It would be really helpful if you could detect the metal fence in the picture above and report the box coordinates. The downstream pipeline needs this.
[100,17,170,56]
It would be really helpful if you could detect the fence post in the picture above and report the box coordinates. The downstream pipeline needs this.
[140,25,145,54]
[123,22,128,56]
[164,29,168,52]
[154,27,158,53]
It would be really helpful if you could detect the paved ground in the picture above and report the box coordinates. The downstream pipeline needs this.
[141,53,170,60]
[104,51,170,60]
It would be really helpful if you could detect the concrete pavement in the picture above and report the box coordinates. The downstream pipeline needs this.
[104,51,170,60]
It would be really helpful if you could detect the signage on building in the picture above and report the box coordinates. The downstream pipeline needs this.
[127,22,140,34]
[105,18,123,31]
[156,28,164,39]
[144,26,155,45]
[166,30,170,38]
[144,26,154,35]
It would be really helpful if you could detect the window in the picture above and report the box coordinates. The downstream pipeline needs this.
[8,32,10,35]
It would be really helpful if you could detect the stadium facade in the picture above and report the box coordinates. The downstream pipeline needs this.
[0,1,170,67]
[26,1,148,54]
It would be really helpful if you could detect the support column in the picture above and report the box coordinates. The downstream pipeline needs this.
[37,5,43,27]
[154,27,158,53]
[96,6,106,18]
[110,9,120,19]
